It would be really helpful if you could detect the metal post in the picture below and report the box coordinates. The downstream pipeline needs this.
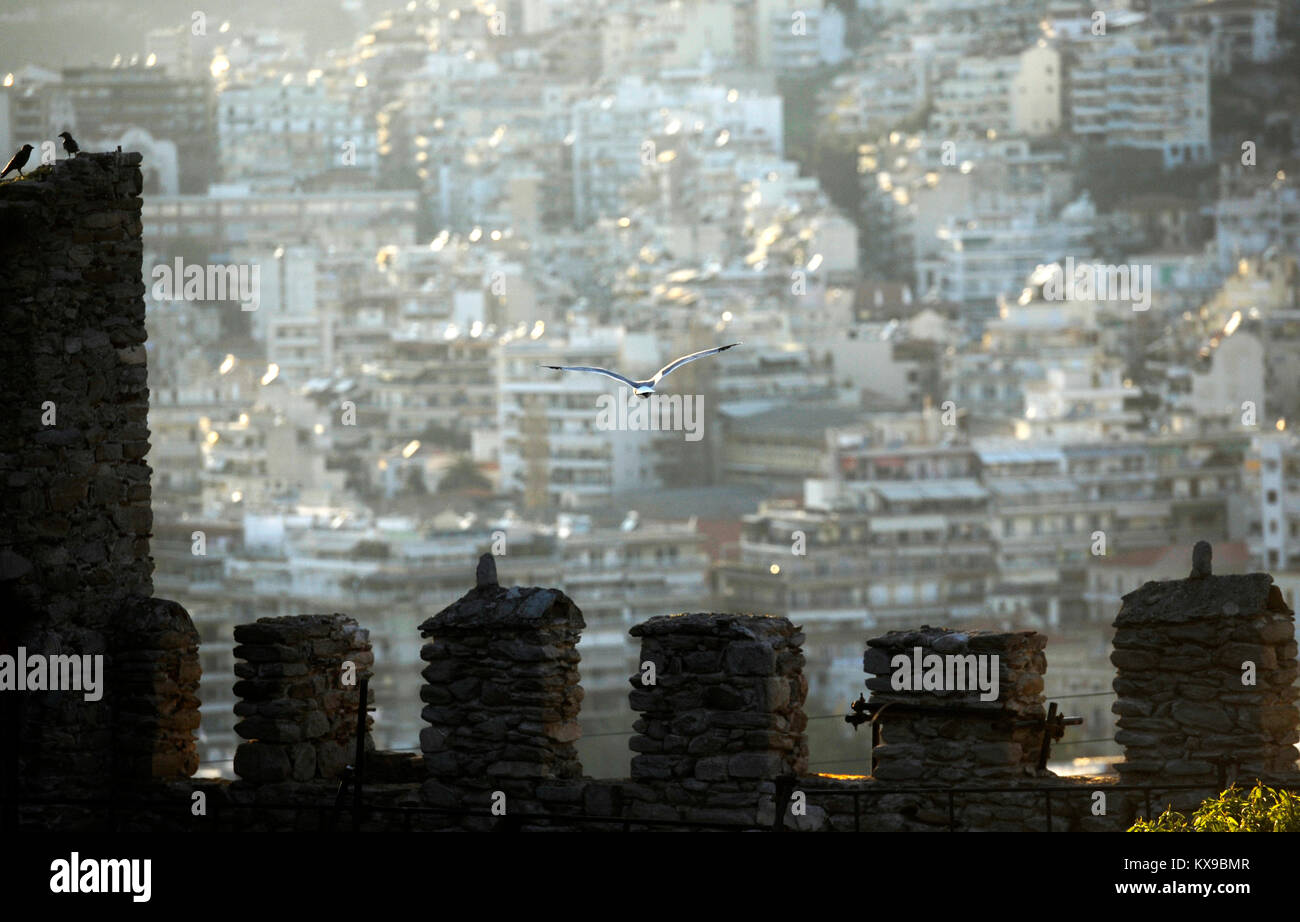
[351,676,368,832]
[772,774,796,832]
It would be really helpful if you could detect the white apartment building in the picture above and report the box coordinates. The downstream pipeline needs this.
[1254,434,1300,572]
[142,186,420,251]
[569,77,783,226]
[919,193,1096,306]
[769,3,849,72]
[498,328,665,506]
[1065,26,1211,167]
[930,43,1061,139]
[217,75,375,182]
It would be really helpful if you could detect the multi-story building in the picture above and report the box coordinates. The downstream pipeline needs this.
[919,193,1096,307]
[569,77,783,226]
[1173,0,1280,73]
[362,331,499,444]
[769,3,849,73]
[1214,168,1300,272]
[57,64,218,192]
[1063,21,1211,167]
[715,467,994,695]
[498,327,666,507]
[217,75,375,183]
[716,402,862,490]
[820,51,929,137]
[142,186,419,251]
[1254,434,1300,573]
[930,43,1061,139]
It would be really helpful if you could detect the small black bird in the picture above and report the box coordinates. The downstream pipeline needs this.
[1,144,34,180]
[58,131,79,157]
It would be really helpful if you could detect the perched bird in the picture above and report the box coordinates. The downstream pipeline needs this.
[58,131,79,157]
[1,144,34,180]
[476,552,498,590]
[1188,540,1212,579]
[542,342,742,398]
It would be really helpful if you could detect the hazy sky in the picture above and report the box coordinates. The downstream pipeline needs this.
[0,0,368,73]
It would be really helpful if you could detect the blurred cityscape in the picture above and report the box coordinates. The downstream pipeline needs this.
[3,0,1299,780]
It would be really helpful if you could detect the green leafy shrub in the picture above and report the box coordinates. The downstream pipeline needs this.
[1129,783,1300,832]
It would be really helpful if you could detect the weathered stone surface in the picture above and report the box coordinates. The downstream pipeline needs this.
[2,154,194,793]
[1112,558,1299,786]
[231,614,373,783]
[627,612,808,821]
[865,626,1050,780]
[418,562,585,817]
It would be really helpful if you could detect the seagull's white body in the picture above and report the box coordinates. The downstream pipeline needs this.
[541,342,742,398]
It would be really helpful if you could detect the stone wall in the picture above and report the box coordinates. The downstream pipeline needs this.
[119,554,1298,831]
[864,627,1049,782]
[773,624,1087,832]
[795,773,1129,832]
[13,545,1300,830]
[231,614,374,784]
[1111,562,1299,807]
[417,556,585,826]
[0,152,154,617]
[0,152,200,796]
[112,597,201,780]
[625,612,808,825]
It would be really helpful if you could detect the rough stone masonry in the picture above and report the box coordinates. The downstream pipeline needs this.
[865,626,1049,782]
[0,152,201,796]
[1111,552,1299,797]
[232,614,374,784]
[625,612,809,825]
[418,555,586,825]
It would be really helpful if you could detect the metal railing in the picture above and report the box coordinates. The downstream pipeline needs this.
[9,776,1297,833]
[789,779,1300,833]
[0,794,772,832]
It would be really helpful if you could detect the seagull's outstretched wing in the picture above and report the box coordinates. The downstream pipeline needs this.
[540,364,640,389]
[652,342,742,384]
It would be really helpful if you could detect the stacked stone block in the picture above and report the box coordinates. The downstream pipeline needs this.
[1112,570,1299,789]
[864,627,1049,782]
[626,613,808,824]
[0,153,154,615]
[418,557,585,817]
[0,152,178,794]
[232,614,373,783]
[111,597,201,779]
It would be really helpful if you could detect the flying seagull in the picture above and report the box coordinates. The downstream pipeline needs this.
[541,342,741,398]
[1,144,34,180]
[58,132,79,157]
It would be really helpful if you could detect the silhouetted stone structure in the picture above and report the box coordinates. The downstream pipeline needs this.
[625,612,808,824]
[5,165,1299,831]
[0,153,200,797]
[418,568,585,824]
[865,627,1049,781]
[231,614,374,783]
[113,597,201,779]
[1112,551,1299,796]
